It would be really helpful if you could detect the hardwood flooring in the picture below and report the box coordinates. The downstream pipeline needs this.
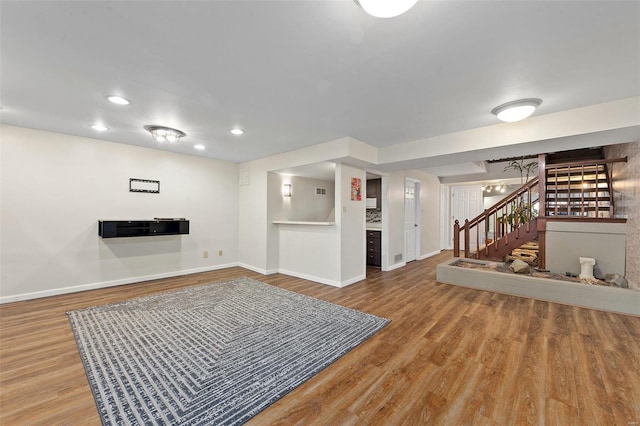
[1,251,639,425]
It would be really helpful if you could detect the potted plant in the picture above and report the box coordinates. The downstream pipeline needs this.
[503,157,538,184]
[499,157,539,228]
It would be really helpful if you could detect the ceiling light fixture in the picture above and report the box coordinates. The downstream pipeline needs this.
[230,128,244,135]
[354,0,417,18]
[107,95,131,106]
[90,124,108,131]
[144,125,186,144]
[491,98,542,122]
[194,144,205,150]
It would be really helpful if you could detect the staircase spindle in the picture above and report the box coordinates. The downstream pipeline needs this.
[580,165,585,217]
[567,166,572,216]
[554,168,558,216]
[596,164,600,217]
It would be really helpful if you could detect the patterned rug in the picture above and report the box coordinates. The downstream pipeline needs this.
[67,277,389,425]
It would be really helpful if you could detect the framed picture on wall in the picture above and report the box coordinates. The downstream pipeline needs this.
[351,177,362,201]
[130,178,160,193]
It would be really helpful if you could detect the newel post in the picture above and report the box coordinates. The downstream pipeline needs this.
[453,219,460,257]
[464,219,470,258]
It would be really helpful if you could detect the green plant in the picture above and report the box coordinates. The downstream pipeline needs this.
[499,200,536,228]
[504,158,538,184]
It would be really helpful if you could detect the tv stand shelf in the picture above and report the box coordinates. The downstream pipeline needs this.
[98,219,189,238]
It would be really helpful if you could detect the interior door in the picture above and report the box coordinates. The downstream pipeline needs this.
[405,180,418,262]
[451,185,483,251]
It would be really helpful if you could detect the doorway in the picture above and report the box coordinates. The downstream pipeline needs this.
[404,178,420,262]
[450,185,483,252]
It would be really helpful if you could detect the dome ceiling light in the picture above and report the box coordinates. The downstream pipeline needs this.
[144,125,186,144]
[90,123,108,131]
[354,0,417,18]
[107,95,130,106]
[491,98,542,122]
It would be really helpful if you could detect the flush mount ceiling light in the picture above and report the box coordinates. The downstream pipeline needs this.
[107,95,130,106]
[194,144,205,150]
[491,98,542,122]
[144,125,186,144]
[354,0,417,18]
[230,128,244,135]
[90,123,108,131]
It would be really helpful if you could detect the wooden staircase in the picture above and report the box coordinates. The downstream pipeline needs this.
[545,160,621,218]
[454,177,540,262]
[453,151,627,267]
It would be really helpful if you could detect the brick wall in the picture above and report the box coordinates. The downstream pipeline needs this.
[604,141,640,290]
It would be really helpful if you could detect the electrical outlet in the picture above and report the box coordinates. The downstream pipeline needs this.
[203,251,209,258]
[218,250,223,256]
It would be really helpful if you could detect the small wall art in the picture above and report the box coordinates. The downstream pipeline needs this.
[351,177,362,201]
[129,178,160,193]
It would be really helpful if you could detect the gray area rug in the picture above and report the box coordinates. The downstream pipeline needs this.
[67,277,389,425]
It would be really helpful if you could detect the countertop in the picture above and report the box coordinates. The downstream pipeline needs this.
[273,221,335,226]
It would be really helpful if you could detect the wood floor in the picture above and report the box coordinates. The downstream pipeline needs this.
[1,251,639,425]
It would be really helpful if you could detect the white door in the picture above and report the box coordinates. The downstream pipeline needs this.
[451,185,483,251]
[405,180,419,262]
[440,186,450,249]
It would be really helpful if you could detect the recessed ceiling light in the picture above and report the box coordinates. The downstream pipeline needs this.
[230,128,244,135]
[107,95,130,106]
[491,98,542,122]
[194,144,205,150]
[90,124,108,131]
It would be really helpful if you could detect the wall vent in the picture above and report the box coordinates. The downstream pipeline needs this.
[395,253,403,262]
[316,188,327,195]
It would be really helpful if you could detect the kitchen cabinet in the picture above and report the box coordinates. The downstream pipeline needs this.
[366,230,381,267]
[366,178,382,209]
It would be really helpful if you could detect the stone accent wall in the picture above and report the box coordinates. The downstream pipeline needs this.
[604,141,640,290]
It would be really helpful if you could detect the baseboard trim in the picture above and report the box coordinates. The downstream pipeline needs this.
[277,269,342,287]
[418,250,442,260]
[341,274,366,287]
[237,263,270,275]
[0,262,239,304]
[384,262,406,272]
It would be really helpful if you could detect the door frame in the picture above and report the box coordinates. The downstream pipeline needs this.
[365,170,389,272]
[404,177,421,262]
[440,185,451,250]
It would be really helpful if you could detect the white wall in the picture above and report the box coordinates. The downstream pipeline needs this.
[546,222,626,278]
[338,164,366,284]
[240,137,357,274]
[386,169,441,268]
[268,164,365,287]
[277,224,341,285]
[407,170,442,258]
[269,173,335,222]
[0,126,239,301]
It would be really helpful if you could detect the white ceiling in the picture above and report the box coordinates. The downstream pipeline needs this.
[1,1,639,171]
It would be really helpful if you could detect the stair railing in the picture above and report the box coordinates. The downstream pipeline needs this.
[544,157,627,218]
[453,177,539,259]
